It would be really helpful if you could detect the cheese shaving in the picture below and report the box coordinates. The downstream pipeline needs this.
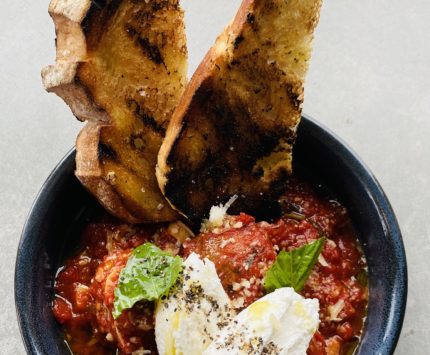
[328,299,345,321]
[201,195,238,231]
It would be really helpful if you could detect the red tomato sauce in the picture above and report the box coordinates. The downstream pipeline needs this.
[53,179,368,355]
[53,222,180,354]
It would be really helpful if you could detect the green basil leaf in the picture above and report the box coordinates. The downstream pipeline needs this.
[264,237,326,293]
[113,243,182,319]
[356,269,368,286]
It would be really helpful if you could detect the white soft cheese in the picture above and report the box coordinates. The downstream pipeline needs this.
[155,253,235,355]
[203,288,320,355]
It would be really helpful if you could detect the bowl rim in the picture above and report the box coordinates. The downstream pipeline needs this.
[14,114,408,355]
[15,147,77,355]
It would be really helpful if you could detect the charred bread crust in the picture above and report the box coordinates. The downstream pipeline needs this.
[42,0,188,223]
[157,0,322,223]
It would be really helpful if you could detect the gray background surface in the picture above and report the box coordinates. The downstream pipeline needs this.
[1,0,429,353]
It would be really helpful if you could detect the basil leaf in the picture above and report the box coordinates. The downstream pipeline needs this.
[113,243,182,319]
[263,237,326,293]
[356,269,368,286]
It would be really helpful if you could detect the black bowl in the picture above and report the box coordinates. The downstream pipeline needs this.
[15,115,407,354]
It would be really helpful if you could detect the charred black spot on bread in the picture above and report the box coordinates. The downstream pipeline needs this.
[246,12,258,32]
[201,151,230,181]
[138,37,164,65]
[98,142,117,161]
[234,36,244,49]
[125,25,164,65]
[252,166,264,178]
[125,24,138,37]
[151,2,164,11]
[246,13,255,24]
[127,99,166,135]
[82,0,120,43]
[210,104,242,142]
[255,130,281,156]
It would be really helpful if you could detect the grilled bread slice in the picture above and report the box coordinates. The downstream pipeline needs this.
[157,0,322,223]
[42,0,187,223]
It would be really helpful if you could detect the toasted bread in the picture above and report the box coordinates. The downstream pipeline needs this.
[157,0,322,223]
[42,0,187,223]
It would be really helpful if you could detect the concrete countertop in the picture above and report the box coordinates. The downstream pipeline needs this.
[1,0,429,353]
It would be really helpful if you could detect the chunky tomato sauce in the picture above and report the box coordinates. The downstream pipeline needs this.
[53,222,180,354]
[53,179,367,355]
